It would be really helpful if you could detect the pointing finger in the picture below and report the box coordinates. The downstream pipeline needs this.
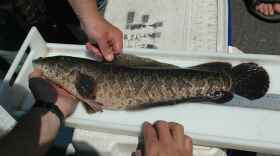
[184,135,193,154]
[143,122,158,156]
[154,120,172,143]
[169,122,184,143]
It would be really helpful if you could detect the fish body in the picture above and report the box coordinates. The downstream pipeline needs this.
[33,55,269,112]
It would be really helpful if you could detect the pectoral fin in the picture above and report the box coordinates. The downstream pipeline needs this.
[75,71,97,99]
[74,71,103,112]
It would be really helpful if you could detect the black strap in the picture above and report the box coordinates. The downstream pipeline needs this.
[33,100,64,127]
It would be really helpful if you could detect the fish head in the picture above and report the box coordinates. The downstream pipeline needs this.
[33,56,103,112]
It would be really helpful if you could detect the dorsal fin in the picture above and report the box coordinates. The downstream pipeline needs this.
[110,54,179,69]
[104,54,232,73]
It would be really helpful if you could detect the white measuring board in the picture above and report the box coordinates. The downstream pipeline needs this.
[104,0,228,52]
[2,27,280,155]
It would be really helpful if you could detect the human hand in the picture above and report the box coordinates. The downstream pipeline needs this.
[82,17,123,62]
[134,121,193,156]
[29,69,78,118]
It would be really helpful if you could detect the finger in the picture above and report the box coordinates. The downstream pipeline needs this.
[256,4,261,11]
[273,4,280,13]
[268,4,274,15]
[184,135,193,154]
[98,40,114,62]
[154,120,172,143]
[143,122,158,156]
[264,4,269,15]
[112,33,123,55]
[29,69,44,79]
[259,3,265,14]
[169,122,184,143]
[86,42,103,59]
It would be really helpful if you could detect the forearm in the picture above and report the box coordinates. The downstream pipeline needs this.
[68,0,104,26]
[68,0,123,61]
[0,108,61,156]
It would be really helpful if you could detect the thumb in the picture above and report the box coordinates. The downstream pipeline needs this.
[98,39,114,62]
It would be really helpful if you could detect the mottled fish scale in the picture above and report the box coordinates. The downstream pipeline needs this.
[93,68,232,110]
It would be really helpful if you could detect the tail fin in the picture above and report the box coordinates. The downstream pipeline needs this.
[231,63,269,100]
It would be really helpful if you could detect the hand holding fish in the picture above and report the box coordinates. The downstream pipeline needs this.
[29,69,78,118]
[84,19,123,62]
[134,121,193,156]
[68,0,123,62]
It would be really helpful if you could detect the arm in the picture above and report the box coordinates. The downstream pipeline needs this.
[0,108,61,156]
[68,0,123,62]
[0,69,77,156]
[68,0,103,25]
